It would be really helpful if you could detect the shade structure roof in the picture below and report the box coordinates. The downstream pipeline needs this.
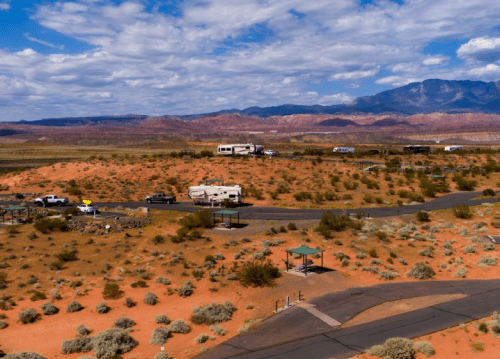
[3,206,26,211]
[286,246,324,255]
[214,210,239,215]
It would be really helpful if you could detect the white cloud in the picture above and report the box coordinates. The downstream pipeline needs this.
[457,37,500,62]
[0,3,10,11]
[1,0,500,121]
[25,34,64,50]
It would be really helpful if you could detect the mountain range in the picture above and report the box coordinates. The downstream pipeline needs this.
[10,79,500,126]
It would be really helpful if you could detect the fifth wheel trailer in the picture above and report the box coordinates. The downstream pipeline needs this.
[217,143,264,156]
[188,185,242,205]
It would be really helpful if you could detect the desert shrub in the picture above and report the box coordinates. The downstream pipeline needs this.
[419,247,435,258]
[96,302,110,314]
[380,270,400,280]
[178,281,194,297]
[153,353,171,359]
[18,307,39,324]
[483,188,495,197]
[453,204,473,219]
[406,262,435,279]
[150,327,171,345]
[287,222,298,231]
[40,302,59,315]
[77,324,93,336]
[483,242,496,251]
[209,324,227,336]
[156,276,171,285]
[478,255,497,266]
[155,314,170,324]
[30,291,47,301]
[143,292,158,305]
[4,351,46,359]
[384,337,415,359]
[170,319,190,333]
[416,211,430,222]
[190,301,236,325]
[237,260,281,287]
[453,267,468,278]
[0,319,7,329]
[179,210,214,229]
[67,300,84,313]
[90,328,138,358]
[102,283,123,300]
[414,341,435,357]
[293,191,313,201]
[453,174,477,191]
[114,316,136,329]
[124,297,136,308]
[195,333,210,344]
[463,246,477,254]
[61,337,93,354]
[478,322,489,333]
[152,235,165,245]
[130,280,148,288]
[369,248,378,258]
[34,218,70,234]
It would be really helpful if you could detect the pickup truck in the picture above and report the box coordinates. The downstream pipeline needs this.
[34,195,69,207]
[144,193,176,204]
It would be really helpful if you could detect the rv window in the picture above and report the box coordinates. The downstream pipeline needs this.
[245,146,250,150]
[213,193,218,196]
[229,194,236,198]
[224,191,227,194]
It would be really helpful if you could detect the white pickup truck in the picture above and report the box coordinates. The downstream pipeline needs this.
[34,195,69,207]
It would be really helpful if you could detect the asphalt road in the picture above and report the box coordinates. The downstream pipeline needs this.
[194,279,500,359]
[2,191,497,220]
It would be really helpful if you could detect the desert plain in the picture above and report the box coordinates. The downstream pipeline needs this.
[1,142,500,359]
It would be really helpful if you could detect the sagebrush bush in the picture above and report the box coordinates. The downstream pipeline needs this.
[237,260,281,287]
[40,302,59,315]
[209,324,227,336]
[156,276,171,285]
[170,319,190,333]
[414,341,435,357]
[19,307,39,324]
[67,300,84,313]
[144,292,158,305]
[463,246,477,254]
[155,314,170,324]
[153,352,171,359]
[150,326,171,345]
[194,333,210,344]
[190,301,236,325]
[60,337,93,354]
[178,281,194,297]
[95,302,110,314]
[90,328,138,358]
[76,324,93,336]
[114,316,136,329]
[0,319,8,329]
[125,297,136,308]
[384,337,415,359]
[406,262,435,279]
[453,204,473,219]
[4,351,46,359]
[34,218,70,234]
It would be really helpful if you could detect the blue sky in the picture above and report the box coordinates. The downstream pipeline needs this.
[1,0,500,121]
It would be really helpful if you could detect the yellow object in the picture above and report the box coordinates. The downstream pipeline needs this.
[83,199,92,205]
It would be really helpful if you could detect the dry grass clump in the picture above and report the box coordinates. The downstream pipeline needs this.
[153,352,171,359]
[209,324,227,336]
[90,328,138,358]
[0,319,8,329]
[18,307,39,324]
[150,327,171,345]
[414,341,435,356]
[60,337,93,354]
[366,337,415,358]
[67,300,84,313]
[76,324,93,336]
[406,262,435,279]
[144,292,158,305]
[124,297,136,308]
[155,314,170,324]
[95,301,110,314]
[4,352,46,359]
[114,316,136,329]
[190,301,236,325]
[169,319,190,333]
[178,280,194,297]
[40,302,59,315]
[194,333,210,344]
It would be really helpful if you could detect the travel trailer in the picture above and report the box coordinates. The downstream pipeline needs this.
[333,147,355,154]
[188,185,242,205]
[217,143,264,156]
[403,145,431,154]
[444,145,464,152]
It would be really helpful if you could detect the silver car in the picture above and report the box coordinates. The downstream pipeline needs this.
[77,203,97,214]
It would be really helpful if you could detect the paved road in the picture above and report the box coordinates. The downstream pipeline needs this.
[2,191,497,220]
[194,279,500,359]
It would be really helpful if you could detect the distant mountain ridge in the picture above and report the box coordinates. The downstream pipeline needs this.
[11,79,500,126]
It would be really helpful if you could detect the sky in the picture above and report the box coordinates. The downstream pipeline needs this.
[1,0,500,121]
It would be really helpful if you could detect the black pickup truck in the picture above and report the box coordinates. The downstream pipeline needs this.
[144,193,176,204]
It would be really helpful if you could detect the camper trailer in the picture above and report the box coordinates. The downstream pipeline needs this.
[333,147,355,154]
[188,185,242,205]
[444,145,464,152]
[217,143,263,156]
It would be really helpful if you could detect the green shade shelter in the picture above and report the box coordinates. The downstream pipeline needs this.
[286,246,324,276]
[203,178,224,186]
[213,210,239,229]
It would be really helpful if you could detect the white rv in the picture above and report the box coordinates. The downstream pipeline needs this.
[217,143,263,156]
[333,147,355,154]
[444,145,464,152]
[188,185,242,205]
